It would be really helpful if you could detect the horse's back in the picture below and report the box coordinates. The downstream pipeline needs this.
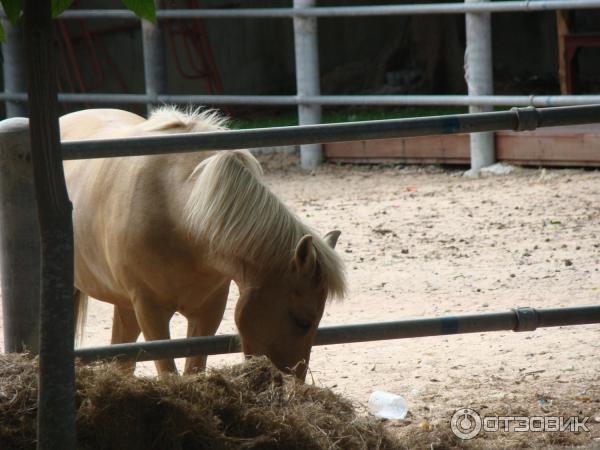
[61,108,147,200]
[61,108,151,232]
[60,109,145,141]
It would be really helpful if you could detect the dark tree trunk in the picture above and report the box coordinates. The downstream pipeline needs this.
[24,1,76,449]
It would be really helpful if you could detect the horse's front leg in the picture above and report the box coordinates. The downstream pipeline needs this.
[111,305,141,374]
[131,296,177,375]
[183,283,229,375]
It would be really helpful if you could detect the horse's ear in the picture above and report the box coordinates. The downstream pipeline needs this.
[294,235,316,275]
[324,230,341,249]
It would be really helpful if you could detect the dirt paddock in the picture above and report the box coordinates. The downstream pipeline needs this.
[2,153,600,448]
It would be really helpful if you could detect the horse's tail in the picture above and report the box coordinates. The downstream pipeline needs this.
[73,289,88,347]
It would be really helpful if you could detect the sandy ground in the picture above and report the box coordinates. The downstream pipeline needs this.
[2,154,600,448]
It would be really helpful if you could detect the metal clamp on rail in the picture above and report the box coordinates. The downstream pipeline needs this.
[512,306,539,332]
[511,106,540,131]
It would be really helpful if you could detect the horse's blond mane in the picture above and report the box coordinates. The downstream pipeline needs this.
[184,150,346,299]
[141,105,228,133]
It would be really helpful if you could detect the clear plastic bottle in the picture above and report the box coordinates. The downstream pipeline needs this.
[368,390,408,420]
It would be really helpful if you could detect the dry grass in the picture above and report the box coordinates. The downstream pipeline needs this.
[0,353,398,450]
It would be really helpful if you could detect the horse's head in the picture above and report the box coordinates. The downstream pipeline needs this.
[234,230,342,379]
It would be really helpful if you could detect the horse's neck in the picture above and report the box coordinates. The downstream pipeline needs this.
[196,246,261,289]
[170,151,216,210]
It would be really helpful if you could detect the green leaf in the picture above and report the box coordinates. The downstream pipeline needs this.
[1,0,22,24]
[51,0,73,17]
[0,21,5,43]
[121,0,156,22]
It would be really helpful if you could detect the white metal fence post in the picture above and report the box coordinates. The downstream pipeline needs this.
[465,0,495,173]
[0,118,41,354]
[141,0,167,115]
[293,0,322,169]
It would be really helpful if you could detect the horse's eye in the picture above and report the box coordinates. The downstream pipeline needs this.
[293,317,312,333]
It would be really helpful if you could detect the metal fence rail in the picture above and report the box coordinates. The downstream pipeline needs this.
[5,92,600,107]
[56,1,600,20]
[61,104,600,159]
[74,305,600,363]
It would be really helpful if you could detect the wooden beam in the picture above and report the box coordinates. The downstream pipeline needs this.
[324,125,600,167]
[23,1,76,449]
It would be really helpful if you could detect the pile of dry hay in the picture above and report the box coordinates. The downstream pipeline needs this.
[0,353,399,450]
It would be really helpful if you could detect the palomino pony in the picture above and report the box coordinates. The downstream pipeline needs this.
[61,106,346,378]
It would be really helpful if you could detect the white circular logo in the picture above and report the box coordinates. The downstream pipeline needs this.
[451,408,482,440]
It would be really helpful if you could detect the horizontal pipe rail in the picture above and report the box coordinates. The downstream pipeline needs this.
[4,92,600,107]
[60,104,600,159]
[74,305,600,363]
[57,1,600,20]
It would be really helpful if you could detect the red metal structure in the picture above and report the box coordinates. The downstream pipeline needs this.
[55,1,133,111]
[164,0,225,96]
[55,0,225,113]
